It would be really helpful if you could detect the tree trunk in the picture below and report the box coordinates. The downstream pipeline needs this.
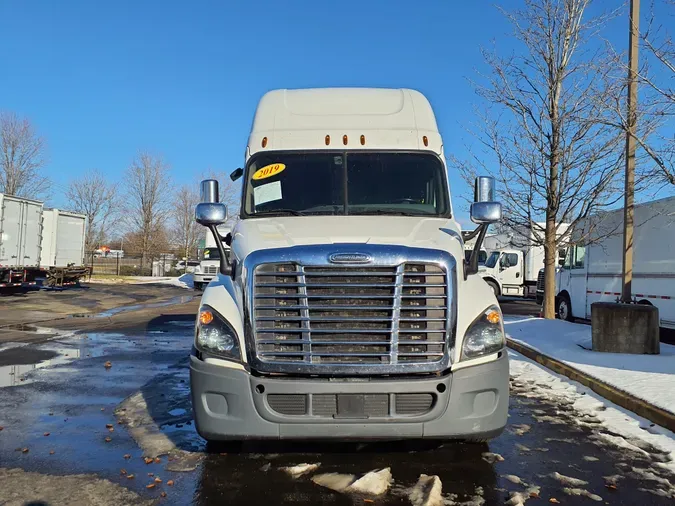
[543,214,557,319]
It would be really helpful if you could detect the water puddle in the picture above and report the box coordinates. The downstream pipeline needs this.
[68,295,196,319]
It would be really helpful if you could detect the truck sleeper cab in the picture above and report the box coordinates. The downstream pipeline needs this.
[190,88,509,440]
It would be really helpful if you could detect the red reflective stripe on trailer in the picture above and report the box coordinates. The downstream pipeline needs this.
[603,292,612,295]
[596,291,602,294]
[660,295,671,300]
[613,292,621,296]
[635,294,644,297]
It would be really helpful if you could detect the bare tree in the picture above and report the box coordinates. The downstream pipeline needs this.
[0,112,49,198]
[124,152,172,268]
[172,186,201,265]
[450,0,625,319]
[66,169,119,250]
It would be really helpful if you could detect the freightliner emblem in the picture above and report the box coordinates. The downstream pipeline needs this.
[328,253,373,264]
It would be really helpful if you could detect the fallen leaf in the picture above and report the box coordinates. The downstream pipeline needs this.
[49,450,55,455]
[144,457,154,464]
[146,483,155,489]
[154,477,162,483]
[167,480,174,486]
[120,469,127,475]
[550,500,560,504]
[160,492,167,498]
[106,424,113,429]
[104,437,112,443]
[43,432,50,437]
[104,361,112,369]
[530,491,540,498]
[605,484,617,490]
[22,448,29,453]
[154,457,161,463]
[127,474,135,479]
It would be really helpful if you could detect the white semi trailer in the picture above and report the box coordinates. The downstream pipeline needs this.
[0,193,43,289]
[189,88,509,442]
[41,208,89,287]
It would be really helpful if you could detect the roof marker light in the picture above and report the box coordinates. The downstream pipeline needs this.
[343,135,348,145]
[325,135,330,145]
[261,137,268,148]
[360,135,366,145]
[423,135,429,147]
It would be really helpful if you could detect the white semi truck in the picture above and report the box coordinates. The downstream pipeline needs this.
[188,88,508,442]
[193,226,231,290]
[479,223,568,299]
[550,196,675,329]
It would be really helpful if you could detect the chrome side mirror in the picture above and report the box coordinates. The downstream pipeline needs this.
[195,202,228,226]
[470,176,502,224]
[196,179,228,226]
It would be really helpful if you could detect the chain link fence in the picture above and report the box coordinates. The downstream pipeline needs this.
[87,252,180,277]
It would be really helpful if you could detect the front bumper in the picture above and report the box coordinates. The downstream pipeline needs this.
[193,273,214,283]
[190,353,509,440]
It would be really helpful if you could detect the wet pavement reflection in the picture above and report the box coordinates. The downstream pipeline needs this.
[0,316,673,505]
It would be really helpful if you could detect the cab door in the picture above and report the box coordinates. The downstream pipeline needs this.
[498,251,523,295]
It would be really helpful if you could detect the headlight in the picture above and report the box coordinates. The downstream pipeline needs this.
[196,305,241,361]
[461,305,505,360]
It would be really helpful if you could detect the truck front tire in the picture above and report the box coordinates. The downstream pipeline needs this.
[556,294,574,322]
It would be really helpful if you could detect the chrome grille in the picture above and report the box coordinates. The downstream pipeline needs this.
[536,269,545,292]
[252,262,448,370]
[204,265,218,275]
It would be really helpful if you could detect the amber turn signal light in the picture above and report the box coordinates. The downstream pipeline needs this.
[486,310,501,325]
[199,310,214,325]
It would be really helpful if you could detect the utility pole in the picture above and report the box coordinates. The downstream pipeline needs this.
[621,0,640,303]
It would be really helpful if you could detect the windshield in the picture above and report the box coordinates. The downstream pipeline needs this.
[485,251,499,268]
[464,250,488,264]
[243,152,450,217]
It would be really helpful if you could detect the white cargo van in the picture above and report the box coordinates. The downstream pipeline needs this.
[479,224,568,299]
[554,196,675,329]
[189,88,508,441]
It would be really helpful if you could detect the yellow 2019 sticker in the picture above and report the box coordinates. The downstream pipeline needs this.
[252,163,286,180]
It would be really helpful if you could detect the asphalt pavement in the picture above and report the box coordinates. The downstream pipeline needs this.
[0,288,673,505]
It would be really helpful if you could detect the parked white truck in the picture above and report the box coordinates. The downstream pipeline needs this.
[189,88,508,442]
[193,226,231,290]
[0,193,43,290]
[479,224,569,299]
[551,196,675,329]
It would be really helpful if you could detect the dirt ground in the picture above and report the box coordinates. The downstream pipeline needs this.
[0,282,199,345]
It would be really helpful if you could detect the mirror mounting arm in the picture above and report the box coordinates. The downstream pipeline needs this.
[207,224,232,276]
[464,223,490,280]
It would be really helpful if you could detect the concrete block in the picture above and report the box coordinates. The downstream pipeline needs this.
[591,302,659,354]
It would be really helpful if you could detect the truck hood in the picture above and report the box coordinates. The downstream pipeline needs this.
[232,216,463,260]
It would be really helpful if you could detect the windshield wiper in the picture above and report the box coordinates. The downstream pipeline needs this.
[253,209,307,217]
[352,209,435,217]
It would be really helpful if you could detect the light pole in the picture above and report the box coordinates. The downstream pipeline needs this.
[621,0,640,303]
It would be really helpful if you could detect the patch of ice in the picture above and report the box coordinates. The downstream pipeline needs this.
[511,424,531,435]
[549,472,588,487]
[348,468,392,495]
[503,475,523,485]
[515,444,530,452]
[481,452,504,464]
[282,463,320,478]
[311,473,354,492]
[408,474,443,506]
[582,456,599,462]
[562,488,602,501]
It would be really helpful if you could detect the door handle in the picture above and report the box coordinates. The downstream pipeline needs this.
[516,272,520,278]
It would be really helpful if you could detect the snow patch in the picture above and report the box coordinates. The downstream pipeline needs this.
[481,452,504,464]
[408,474,443,506]
[562,488,602,501]
[311,468,391,496]
[582,456,599,462]
[282,463,320,478]
[549,472,588,487]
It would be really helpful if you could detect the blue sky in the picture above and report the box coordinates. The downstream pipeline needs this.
[0,0,642,223]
